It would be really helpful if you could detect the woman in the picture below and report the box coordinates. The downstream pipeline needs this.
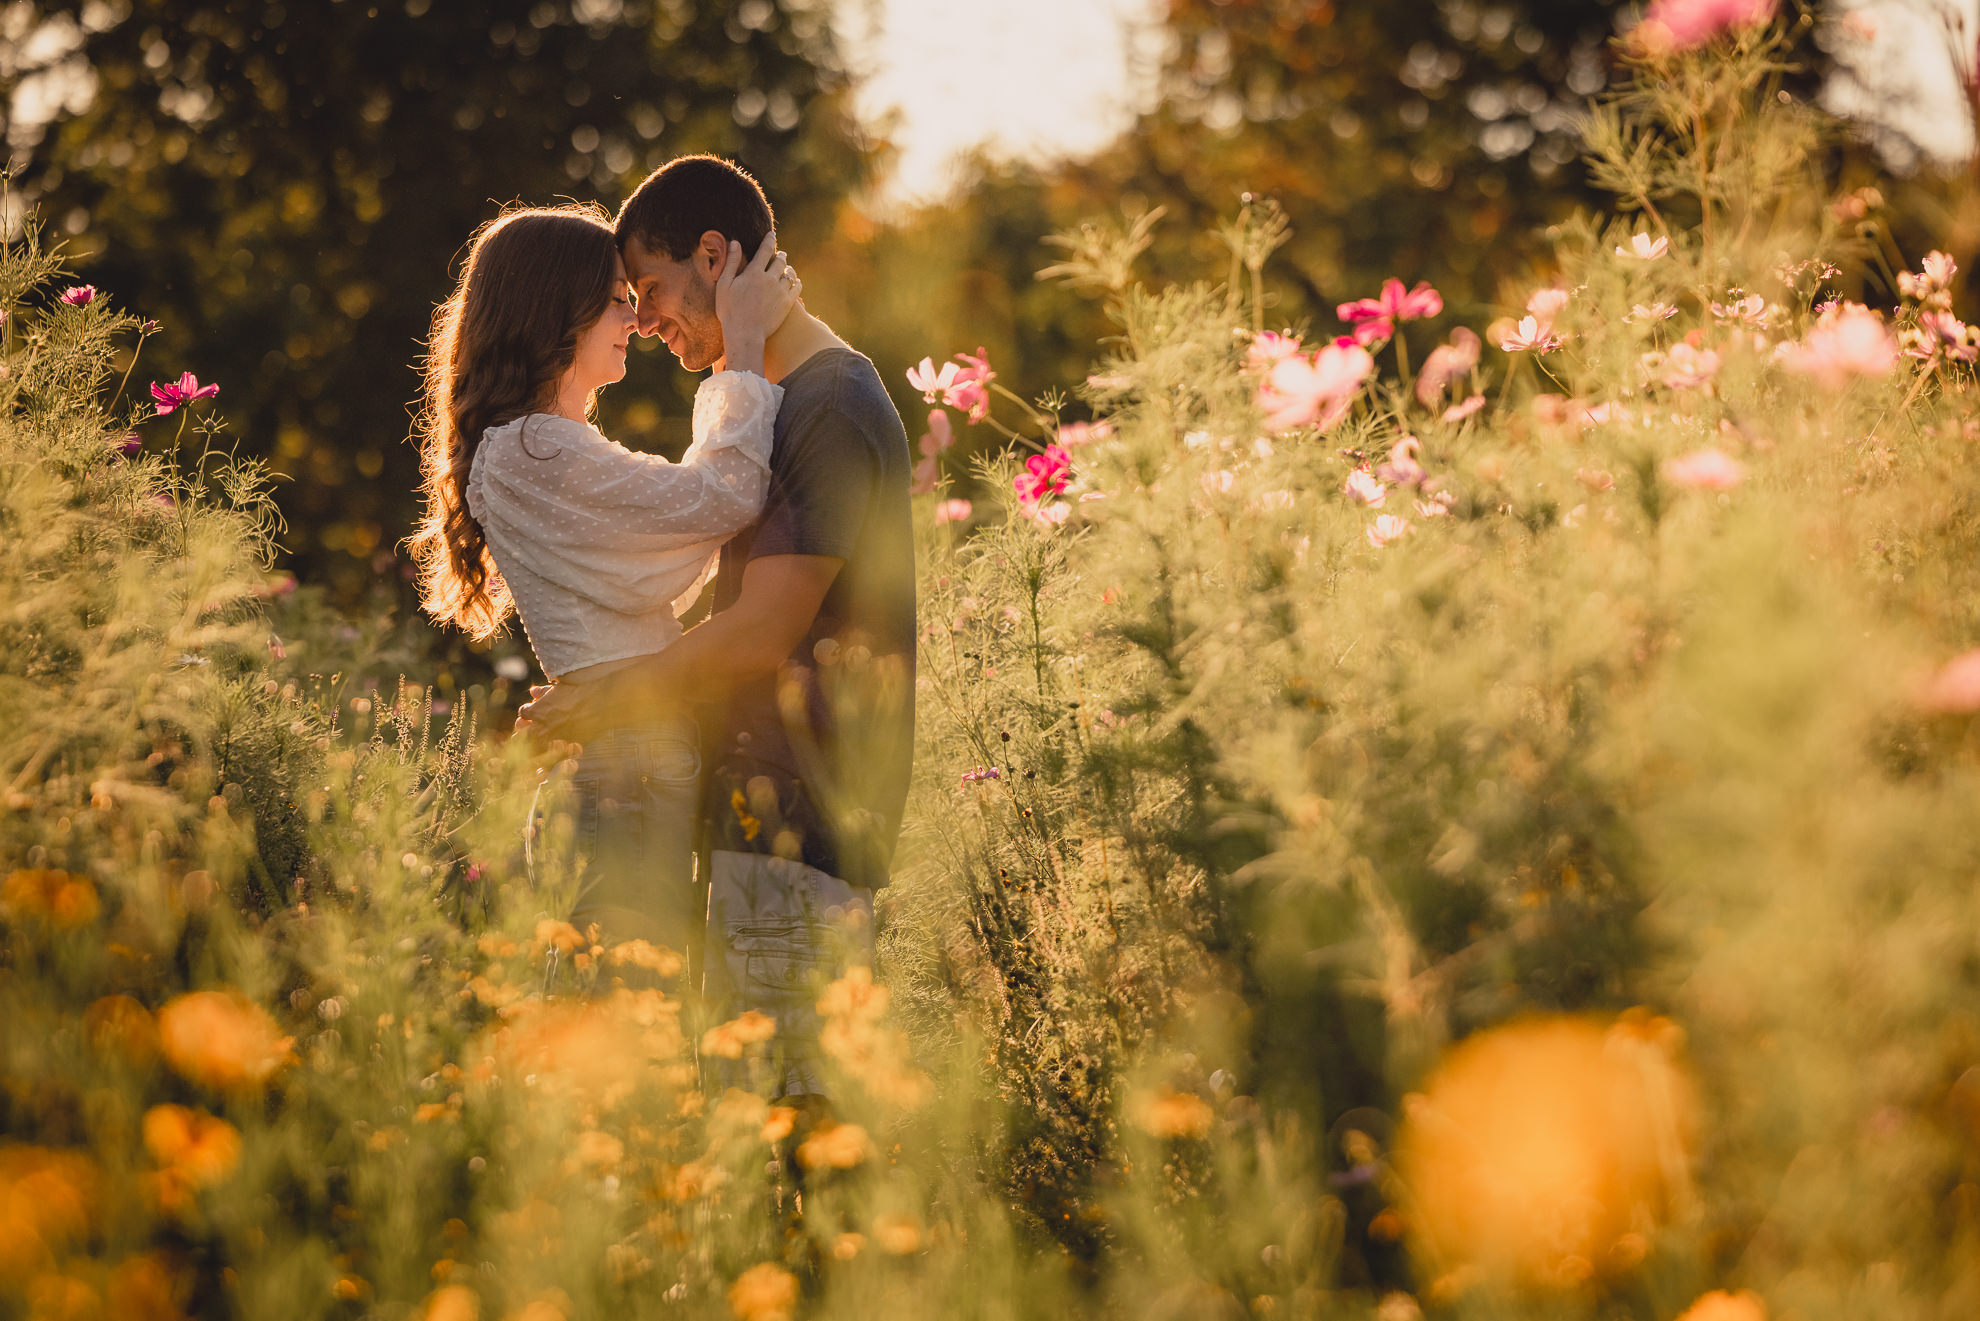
[407,203,798,965]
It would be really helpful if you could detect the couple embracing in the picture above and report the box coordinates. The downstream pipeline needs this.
[407,156,915,1101]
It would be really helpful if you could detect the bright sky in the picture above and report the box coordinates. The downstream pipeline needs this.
[835,0,1165,210]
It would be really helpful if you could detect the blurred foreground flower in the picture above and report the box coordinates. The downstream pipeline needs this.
[1664,447,1745,490]
[2,868,100,928]
[1675,1289,1768,1321]
[728,1263,799,1321]
[1782,303,1899,388]
[0,1146,97,1276]
[1368,514,1412,548]
[150,372,219,416]
[1130,1085,1214,1139]
[157,990,293,1091]
[1339,279,1443,345]
[1499,316,1564,354]
[1616,233,1669,260]
[422,1284,481,1321]
[1916,649,1980,715]
[700,1010,777,1059]
[1257,341,1374,432]
[144,1104,241,1210]
[1417,328,1481,406]
[1395,1014,1695,1290]
[933,498,972,525]
[1635,0,1777,52]
[796,1121,873,1170]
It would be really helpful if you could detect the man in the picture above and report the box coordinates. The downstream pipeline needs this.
[520,155,915,1101]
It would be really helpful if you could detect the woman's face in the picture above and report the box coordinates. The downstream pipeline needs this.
[565,254,638,400]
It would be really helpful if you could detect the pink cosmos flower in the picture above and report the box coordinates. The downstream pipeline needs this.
[150,372,220,415]
[947,348,996,424]
[1366,514,1412,548]
[1616,233,1670,260]
[1032,501,1071,527]
[910,456,939,495]
[1576,467,1616,491]
[1415,494,1454,518]
[1710,294,1770,327]
[1343,466,1387,507]
[1663,447,1745,490]
[1375,437,1427,488]
[1247,331,1303,370]
[1635,0,1777,52]
[917,409,954,459]
[907,357,962,400]
[1526,288,1571,327]
[1347,317,1394,348]
[1913,311,1978,363]
[1922,250,1958,288]
[58,284,98,307]
[1658,342,1722,389]
[1917,649,1980,715]
[1443,394,1486,423]
[1841,9,1878,41]
[112,434,142,457]
[1200,470,1236,495]
[1339,279,1443,329]
[933,498,973,524]
[1012,442,1072,506]
[1499,315,1564,353]
[1257,341,1375,433]
[1783,302,1900,389]
[1416,327,1482,405]
[1627,303,1679,324]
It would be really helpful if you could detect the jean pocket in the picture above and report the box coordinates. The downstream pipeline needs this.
[635,732,700,785]
[729,920,828,1004]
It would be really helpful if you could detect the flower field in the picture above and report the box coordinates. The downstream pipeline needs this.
[7,11,1980,1321]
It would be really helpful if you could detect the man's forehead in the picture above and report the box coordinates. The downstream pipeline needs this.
[619,236,681,283]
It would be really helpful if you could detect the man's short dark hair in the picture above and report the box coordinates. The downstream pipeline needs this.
[615,155,775,262]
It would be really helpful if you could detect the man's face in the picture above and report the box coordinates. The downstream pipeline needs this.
[621,234,726,372]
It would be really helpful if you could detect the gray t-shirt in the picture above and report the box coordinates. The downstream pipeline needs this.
[701,347,916,888]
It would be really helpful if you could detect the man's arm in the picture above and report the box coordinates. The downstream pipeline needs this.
[518,554,842,743]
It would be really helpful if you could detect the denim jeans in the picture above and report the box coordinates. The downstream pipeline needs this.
[529,713,702,960]
[702,849,874,1100]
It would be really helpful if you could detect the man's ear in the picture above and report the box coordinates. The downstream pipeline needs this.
[697,230,728,279]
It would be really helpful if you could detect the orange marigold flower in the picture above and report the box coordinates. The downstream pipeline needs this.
[816,966,889,1022]
[143,1104,241,1187]
[1675,1290,1767,1321]
[1130,1085,1215,1140]
[608,939,684,977]
[2,868,100,928]
[1395,1013,1695,1289]
[422,1283,480,1321]
[700,1011,776,1059]
[157,990,293,1092]
[532,919,585,954]
[0,1146,99,1276]
[726,1262,798,1321]
[871,1213,923,1255]
[795,1121,871,1171]
[107,1252,187,1321]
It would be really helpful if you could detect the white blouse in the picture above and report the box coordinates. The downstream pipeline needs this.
[465,370,782,678]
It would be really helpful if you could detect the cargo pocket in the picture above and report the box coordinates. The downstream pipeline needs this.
[729,920,829,1013]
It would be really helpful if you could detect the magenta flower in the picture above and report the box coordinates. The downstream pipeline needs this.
[961,767,1003,785]
[1663,447,1745,490]
[910,456,939,495]
[111,434,142,457]
[1635,0,1776,51]
[1347,317,1394,348]
[933,498,973,524]
[1339,279,1443,327]
[947,348,996,424]
[1257,341,1375,433]
[151,372,220,416]
[1783,302,1899,389]
[1416,327,1481,405]
[1012,443,1072,506]
[58,285,99,307]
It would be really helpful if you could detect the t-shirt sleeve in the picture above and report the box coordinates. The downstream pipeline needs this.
[748,405,877,562]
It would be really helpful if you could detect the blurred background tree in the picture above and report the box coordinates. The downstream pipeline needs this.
[0,0,870,602]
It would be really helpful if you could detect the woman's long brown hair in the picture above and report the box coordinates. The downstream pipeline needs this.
[408,204,619,639]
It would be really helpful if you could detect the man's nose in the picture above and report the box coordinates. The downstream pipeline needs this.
[634,307,662,337]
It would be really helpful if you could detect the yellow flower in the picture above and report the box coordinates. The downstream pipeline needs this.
[532,919,584,954]
[1395,1013,1695,1288]
[608,940,684,977]
[1129,1085,1215,1140]
[871,1213,923,1255]
[156,990,294,1092]
[730,790,762,842]
[143,1104,241,1187]
[422,1284,480,1321]
[831,1232,865,1260]
[795,1121,871,1171]
[761,1107,797,1143]
[573,1130,624,1170]
[2,869,99,928]
[726,1263,798,1321]
[1675,1290,1767,1321]
[816,967,890,1022]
